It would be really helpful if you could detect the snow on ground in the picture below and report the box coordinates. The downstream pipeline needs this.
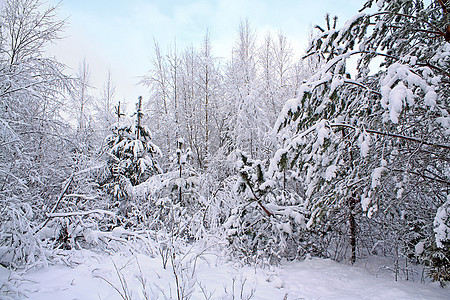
[1,247,448,300]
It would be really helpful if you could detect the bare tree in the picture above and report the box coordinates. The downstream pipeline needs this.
[0,0,72,189]
[94,68,116,138]
[197,31,222,166]
[225,19,263,157]
[0,0,73,267]
[73,58,93,132]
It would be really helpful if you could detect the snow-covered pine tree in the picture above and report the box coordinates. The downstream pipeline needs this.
[106,97,162,203]
[168,138,198,206]
[137,137,206,240]
[267,0,449,280]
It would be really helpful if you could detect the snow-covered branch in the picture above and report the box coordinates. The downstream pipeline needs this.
[329,123,450,150]
[47,209,116,218]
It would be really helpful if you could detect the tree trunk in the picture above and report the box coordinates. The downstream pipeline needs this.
[349,197,357,264]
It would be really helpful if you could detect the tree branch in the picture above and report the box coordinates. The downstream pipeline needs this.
[343,79,382,96]
[47,209,116,218]
[244,178,274,217]
[370,11,443,33]
[438,0,448,13]
[329,123,450,150]
[35,173,74,233]
[391,168,450,185]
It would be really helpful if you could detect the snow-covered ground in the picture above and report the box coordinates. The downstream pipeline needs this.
[1,246,448,300]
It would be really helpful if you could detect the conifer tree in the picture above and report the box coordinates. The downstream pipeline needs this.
[267,0,449,281]
[226,151,306,263]
[106,97,162,196]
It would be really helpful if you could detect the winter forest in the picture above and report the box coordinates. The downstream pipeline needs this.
[0,0,449,298]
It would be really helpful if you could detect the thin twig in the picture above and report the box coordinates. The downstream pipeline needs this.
[391,168,450,185]
[329,123,450,150]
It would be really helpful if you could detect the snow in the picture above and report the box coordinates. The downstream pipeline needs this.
[386,82,406,123]
[380,62,438,123]
[279,222,292,235]
[433,195,450,248]
[112,227,129,237]
[274,98,300,131]
[335,13,365,42]
[1,249,448,300]
[359,133,371,158]
[316,126,329,146]
[415,242,425,256]
[367,204,378,219]
[424,90,437,107]
[268,121,322,177]
[408,56,417,66]
[371,166,386,189]
[431,43,450,67]
[325,165,337,181]
[436,117,450,135]
[361,195,371,212]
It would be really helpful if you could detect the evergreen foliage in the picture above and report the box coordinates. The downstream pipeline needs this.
[105,97,162,209]
[106,97,162,186]
[226,151,307,264]
[266,0,449,282]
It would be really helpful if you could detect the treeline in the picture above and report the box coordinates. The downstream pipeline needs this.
[140,21,315,170]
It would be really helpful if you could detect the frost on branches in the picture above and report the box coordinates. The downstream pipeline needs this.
[434,195,450,249]
[0,0,74,268]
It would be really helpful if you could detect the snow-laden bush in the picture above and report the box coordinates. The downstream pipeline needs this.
[0,199,50,268]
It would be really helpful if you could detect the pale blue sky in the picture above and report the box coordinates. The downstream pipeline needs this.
[46,0,364,104]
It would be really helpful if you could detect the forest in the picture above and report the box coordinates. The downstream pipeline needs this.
[0,0,449,298]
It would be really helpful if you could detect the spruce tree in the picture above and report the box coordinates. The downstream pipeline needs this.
[106,97,162,202]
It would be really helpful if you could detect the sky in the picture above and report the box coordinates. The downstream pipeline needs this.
[45,0,365,107]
